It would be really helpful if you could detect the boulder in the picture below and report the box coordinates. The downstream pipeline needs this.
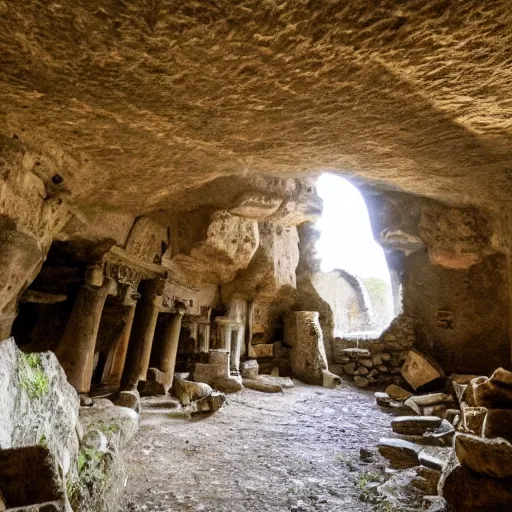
[482,409,512,443]
[401,349,443,391]
[240,359,259,379]
[385,384,413,401]
[455,433,512,479]
[342,362,357,375]
[473,369,512,409]
[0,338,80,478]
[440,458,512,512]
[391,416,442,436]
[192,391,226,414]
[377,438,422,469]
[354,376,369,388]
[80,398,139,445]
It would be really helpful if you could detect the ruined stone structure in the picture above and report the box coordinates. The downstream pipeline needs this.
[2,2,512,511]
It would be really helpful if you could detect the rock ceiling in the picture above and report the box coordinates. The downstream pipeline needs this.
[1,0,512,215]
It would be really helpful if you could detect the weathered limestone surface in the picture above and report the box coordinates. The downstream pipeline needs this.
[0,338,80,478]
[289,311,328,385]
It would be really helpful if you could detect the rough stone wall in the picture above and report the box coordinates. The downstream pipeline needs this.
[0,337,80,479]
[403,251,510,375]
[364,187,512,375]
[311,270,374,335]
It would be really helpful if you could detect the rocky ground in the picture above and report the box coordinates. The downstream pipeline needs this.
[121,382,401,512]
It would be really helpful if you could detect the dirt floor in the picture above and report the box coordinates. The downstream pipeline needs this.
[121,382,398,512]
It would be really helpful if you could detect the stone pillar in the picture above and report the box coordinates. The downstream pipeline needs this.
[101,301,137,388]
[120,279,163,390]
[56,275,114,393]
[230,327,242,375]
[158,310,184,389]
[197,320,211,352]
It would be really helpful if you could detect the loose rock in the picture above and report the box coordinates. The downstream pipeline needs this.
[377,438,422,469]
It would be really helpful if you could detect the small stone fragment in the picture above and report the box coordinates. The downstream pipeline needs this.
[375,392,391,407]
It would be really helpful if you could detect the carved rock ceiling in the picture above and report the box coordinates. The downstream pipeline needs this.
[1,1,512,215]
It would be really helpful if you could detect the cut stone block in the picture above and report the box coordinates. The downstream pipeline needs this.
[392,416,442,436]
[377,438,422,469]
[455,433,512,479]
[482,409,512,443]
[0,445,66,511]
[252,343,274,359]
[440,461,512,512]
[401,349,443,390]
[193,362,229,385]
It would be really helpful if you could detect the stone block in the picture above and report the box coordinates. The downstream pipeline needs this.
[208,350,230,365]
[252,343,274,359]
[116,390,141,412]
[342,348,370,359]
[419,446,452,472]
[242,378,282,393]
[482,409,512,443]
[377,438,422,469]
[440,460,512,512]
[322,370,342,389]
[391,416,442,436]
[375,392,391,407]
[473,370,512,409]
[354,376,369,388]
[401,349,443,390]
[461,406,487,436]
[193,362,229,384]
[240,359,259,379]
[455,433,512,479]
[0,445,66,511]
[211,377,243,394]
[385,384,413,401]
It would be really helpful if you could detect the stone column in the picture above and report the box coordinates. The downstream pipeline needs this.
[101,301,137,388]
[56,275,115,394]
[120,279,163,390]
[197,320,211,352]
[230,326,243,375]
[158,310,184,389]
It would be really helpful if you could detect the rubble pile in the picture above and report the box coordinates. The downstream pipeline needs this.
[373,366,512,511]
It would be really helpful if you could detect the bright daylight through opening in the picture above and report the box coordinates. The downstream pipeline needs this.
[315,173,394,336]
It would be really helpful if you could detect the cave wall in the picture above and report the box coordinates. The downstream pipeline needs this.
[363,186,512,375]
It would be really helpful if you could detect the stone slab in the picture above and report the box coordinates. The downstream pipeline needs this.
[377,438,422,469]
[392,416,442,436]
[401,349,443,390]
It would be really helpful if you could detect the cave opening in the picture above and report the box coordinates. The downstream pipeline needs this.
[315,173,395,336]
